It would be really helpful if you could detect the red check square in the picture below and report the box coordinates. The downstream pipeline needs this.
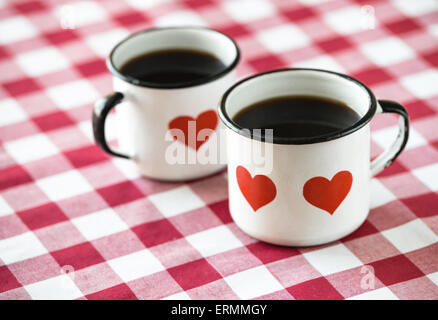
[114,11,148,27]
[208,199,233,224]
[97,181,144,207]
[287,277,344,300]
[422,50,438,69]
[0,165,33,191]
[404,100,435,121]
[75,59,107,78]
[385,17,422,35]
[168,259,221,291]
[247,242,300,264]
[369,255,424,286]
[183,0,215,9]
[86,283,137,300]
[375,161,409,178]
[17,202,68,230]
[402,193,438,218]
[341,220,379,242]
[44,29,79,45]
[248,54,286,73]
[282,6,316,22]
[13,1,47,14]
[132,219,183,248]
[33,111,75,132]
[64,145,109,169]
[353,67,394,86]
[0,266,21,293]
[317,36,353,54]
[218,23,251,38]
[51,242,105,271]
[3,78,41,97]
[0,45,10,60]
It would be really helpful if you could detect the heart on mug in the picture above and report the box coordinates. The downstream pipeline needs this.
[168,110,218,150]
[303,170,353,215]
[236,166,277,212]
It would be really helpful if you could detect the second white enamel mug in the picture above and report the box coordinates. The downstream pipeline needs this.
[93,27,240,181]
[219,69,409,246]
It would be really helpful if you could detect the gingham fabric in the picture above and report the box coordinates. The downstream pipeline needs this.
[1,0,438,300]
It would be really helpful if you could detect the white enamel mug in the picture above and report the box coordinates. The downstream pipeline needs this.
[93,27,240,181]
[218,69,409,247]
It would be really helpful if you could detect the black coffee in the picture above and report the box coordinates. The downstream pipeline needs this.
[119,49,226,86]
[233,96,361,139]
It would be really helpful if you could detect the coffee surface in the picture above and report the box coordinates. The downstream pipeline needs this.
[119,49,226,86]
[232,96,361,139]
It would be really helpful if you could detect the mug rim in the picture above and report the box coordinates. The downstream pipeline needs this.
[218,68,378,145]
[107,26,241,89]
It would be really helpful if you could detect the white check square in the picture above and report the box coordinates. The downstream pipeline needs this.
[0,232,48,264]
[0,99,27,127]
[186,225,242,257]
[299,0,331,4]
[4,133,58,164]
[360,37,414,66]
[47,80,99,109]
[303,244,362,276]
[257,25,309,53]
[53,1,107,27]
[225,266,283,299]
[370,178,396,209]
[25,275,83,300]
[412,163,438,191]
[0,196,13,217]
[382,219,438,253]
[0,16,37,44]
[156,10,206,27]
[348,287,398,300]
[430,24,438,39]
[401,70,438,99]
[149,186,204,217]
[324,6,369,35]
[78,120,93,141]
[16,47,70,77]
[372,126,426,151]
[162,292,191,300]
[427,272,438,286]
[293,55,345,73]
[37,170,93,201]
[108,249,164,282]
[72,208,128,241]
[111,158,141,180]
[223,0,275,23]
[126,0,170,9]
[86,29,129,58]
[393,0,438,17]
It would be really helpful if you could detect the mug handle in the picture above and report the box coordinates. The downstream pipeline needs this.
[92,92,130,159]
[370,100,409,176]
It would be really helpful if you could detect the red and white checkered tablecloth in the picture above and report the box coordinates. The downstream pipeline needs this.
[1,0,438,300]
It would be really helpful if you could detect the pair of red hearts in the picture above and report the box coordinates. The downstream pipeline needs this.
[236,166,353,215]
[168,111,352,214]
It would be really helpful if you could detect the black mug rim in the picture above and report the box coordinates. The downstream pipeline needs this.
[107,26,241,90]
[218,68,378,145]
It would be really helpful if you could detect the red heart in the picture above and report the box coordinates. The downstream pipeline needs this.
[168,110,218,150]
[303,171,353,215]
[236,166,277,212]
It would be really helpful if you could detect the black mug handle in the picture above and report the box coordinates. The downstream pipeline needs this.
[370,100,409,176]
[92,92,130,159]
